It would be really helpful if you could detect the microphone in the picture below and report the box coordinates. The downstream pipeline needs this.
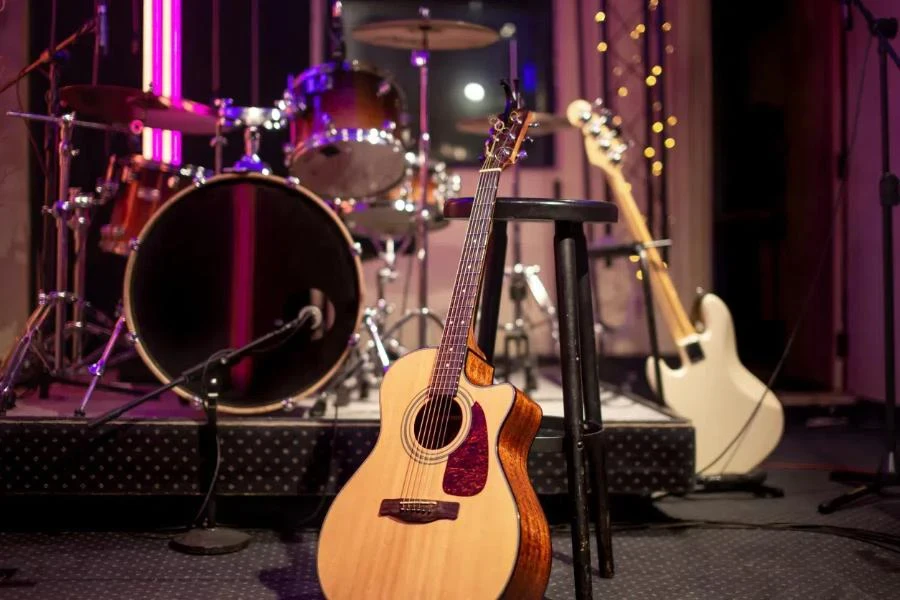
[330,1,345,60]
[282,305,323,332]
[98,0,109,56]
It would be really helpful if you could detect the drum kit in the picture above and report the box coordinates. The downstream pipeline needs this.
[0,6,569,417]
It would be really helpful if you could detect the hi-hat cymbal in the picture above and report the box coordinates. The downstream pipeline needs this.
[59,85,219,134]
[353,18,499,51]
[456,112,572,136]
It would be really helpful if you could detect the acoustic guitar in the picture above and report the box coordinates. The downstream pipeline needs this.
[567,99,784,475]
[317,83,551,600]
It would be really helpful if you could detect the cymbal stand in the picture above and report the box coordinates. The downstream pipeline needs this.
[498,36,559,392]
[409,7,439,348]
[0,113,122,413]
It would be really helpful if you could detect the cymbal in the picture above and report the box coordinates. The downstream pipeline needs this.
[353,18,499,51]
[59,85,218,134]
[456,112,572,136]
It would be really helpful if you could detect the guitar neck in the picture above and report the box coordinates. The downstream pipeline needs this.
[430,166,502,390]
[604,167,697,344]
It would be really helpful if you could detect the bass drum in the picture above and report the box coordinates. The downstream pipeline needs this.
[123,173,364,414]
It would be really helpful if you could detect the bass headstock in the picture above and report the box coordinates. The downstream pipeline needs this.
[566,98,630,177]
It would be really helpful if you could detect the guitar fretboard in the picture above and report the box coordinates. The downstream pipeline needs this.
[427,163,503,398]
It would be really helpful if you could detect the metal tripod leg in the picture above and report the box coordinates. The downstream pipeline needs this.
[0,299,58,412]
[75,315,127,417]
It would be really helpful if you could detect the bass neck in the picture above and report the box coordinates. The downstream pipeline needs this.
[603,167,699,349]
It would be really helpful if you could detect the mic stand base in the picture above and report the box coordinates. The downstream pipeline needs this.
[170,527,251,556]
[818,449,898,514]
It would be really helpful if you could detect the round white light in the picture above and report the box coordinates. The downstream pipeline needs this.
[463,82,485,102]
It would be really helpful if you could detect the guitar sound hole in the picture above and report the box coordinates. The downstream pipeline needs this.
[413,397,463,450]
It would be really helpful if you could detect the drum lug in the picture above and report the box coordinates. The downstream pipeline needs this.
[281,398,297,412]
[377,80,393,98]
[286,176,301,188]
[348,332,362,347]
[191,169,207,188]
[128,238,140,252]
[351,241,363,257]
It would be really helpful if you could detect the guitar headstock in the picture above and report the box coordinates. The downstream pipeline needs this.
[482,80,536,171]
[566,98,630,177]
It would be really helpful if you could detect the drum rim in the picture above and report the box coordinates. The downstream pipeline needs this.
[293,59,398,85]
[122,172,366,415]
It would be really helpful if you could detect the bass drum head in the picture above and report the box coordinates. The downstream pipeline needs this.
[124,173,363,413]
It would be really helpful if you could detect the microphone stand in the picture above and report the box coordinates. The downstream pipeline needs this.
[89,308,321,553]
[819,0,900,514]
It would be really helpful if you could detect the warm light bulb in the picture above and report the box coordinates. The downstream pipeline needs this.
[595,11,606,22]
[636,24,646,33]
[664,137,675,149]
[667,115,678,126]
[652,121,664,133]
[653,101,663,112]
[644,147,656,158]
[636,270,644,281]
[613,66,624,77]
[597,42,608,52]
[665,44,675,54]
[629,255,640,263]
[618,86,629,97]
[651,65,662,76]
[612,115,623,126]
[662,22,672,32]
[645,75,657,86]
[630,30,640,40]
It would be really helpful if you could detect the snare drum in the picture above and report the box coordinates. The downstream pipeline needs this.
[98,155,205,256]
[336,155,462,238]
[284,61,408,200]
[124,173,364,414]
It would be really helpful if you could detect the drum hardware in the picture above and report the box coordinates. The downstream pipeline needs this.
[353,10,500,348]
[213,101,286,175]
[75,310,137,417]
[0,114,124,411]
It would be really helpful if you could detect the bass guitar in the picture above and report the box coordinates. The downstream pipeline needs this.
[317,83,551,600]
[567,99,784,475]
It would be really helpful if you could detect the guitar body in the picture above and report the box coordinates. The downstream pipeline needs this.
[317,348,551,600]
[645,293,785,474]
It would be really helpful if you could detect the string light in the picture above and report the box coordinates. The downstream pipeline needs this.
[644,147,656,158]
[595,11,606,22]
[662,22,672,32]
[645,75,657,86]
[618,86,629,97]
[636,24,646,33]
[651,65,662,76]
[652,121,664,133]
[667,115,678,126]
[612,115,623,126]
[636,270,644,281]
[630,29,640,40]
[665,44,675,54]
[664,137,676,149]
[653,101,663,112]
[629,255,640,263]
[649,0,659,8]
[597,41,608,52]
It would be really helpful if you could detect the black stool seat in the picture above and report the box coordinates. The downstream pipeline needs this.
[445,196,618,223]
[444,196,618,598]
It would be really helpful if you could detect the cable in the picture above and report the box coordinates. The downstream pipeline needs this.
[293,401,341,528]
[698,34,876,475]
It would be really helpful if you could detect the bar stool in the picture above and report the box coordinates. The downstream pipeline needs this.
[444,197,619,599]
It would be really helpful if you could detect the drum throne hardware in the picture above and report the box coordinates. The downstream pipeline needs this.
[212,99,286,175]
[0,113,127,412]
[353,7,501,348]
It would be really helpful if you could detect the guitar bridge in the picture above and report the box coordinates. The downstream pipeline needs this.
[379,499,460,524]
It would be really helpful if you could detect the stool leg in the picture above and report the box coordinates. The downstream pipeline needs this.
[554,221,593,600]
[477,220,508,362]
[574,225,615,579]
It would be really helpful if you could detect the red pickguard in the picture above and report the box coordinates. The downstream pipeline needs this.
[443,402,488,496]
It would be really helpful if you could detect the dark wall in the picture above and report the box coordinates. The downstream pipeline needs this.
[711,0,838,390]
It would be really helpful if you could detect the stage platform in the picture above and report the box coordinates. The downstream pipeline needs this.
[0,372,695,497]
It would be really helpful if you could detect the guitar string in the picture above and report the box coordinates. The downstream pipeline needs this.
[402,165,500,503]
[408,164,501,501]
[426,165,502,495]
[398,161,501,503]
